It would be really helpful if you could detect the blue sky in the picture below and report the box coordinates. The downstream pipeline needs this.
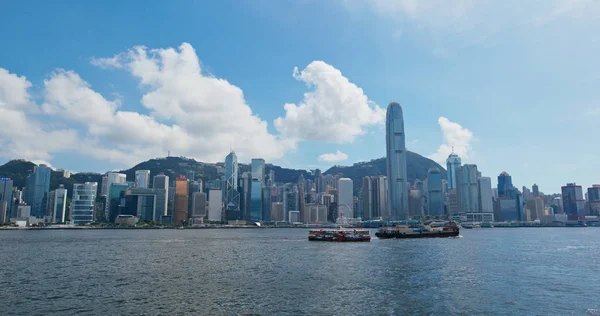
[0,0,599,193]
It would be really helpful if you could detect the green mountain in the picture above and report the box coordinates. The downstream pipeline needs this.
[0,151,445,197]
[324,151,446,195]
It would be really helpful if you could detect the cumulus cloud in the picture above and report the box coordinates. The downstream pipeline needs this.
[0,68,80,163]
[318,150,349,162]
[429,117,474,164]
[90,55,124,69]
[274,61,385,143]
[89,43,295,163]
[0,68,36,112]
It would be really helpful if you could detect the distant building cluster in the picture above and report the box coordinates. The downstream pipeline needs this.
[1,102,598,227]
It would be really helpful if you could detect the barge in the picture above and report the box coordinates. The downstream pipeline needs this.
[308,229,371,242]
[375,221,459,239]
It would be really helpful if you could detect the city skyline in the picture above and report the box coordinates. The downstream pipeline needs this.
[1,1,600,194]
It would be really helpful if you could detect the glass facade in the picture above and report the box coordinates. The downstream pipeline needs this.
[25,165,52,218]
[446,153,461,190]
[427,168,444,217]
[250,179,263,221]
[386,102,408,220]
[72,182,98,225]
[561,184,586,221]
[225,152,240,212]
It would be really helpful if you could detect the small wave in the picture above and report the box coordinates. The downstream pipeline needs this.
[587,309,600,315]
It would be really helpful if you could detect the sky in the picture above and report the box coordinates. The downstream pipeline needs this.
[0,0,599,193]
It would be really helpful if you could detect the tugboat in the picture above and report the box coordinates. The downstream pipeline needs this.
[375,221,459,239]
[308,229,371,242]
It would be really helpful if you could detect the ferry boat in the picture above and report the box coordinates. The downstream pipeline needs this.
[308,229,371,242]
[375,221,459,239]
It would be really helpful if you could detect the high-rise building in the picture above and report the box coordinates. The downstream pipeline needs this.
[249,158,265,222]
[446,152,461,190]
[225,152,241,217]
[0,177,14,219]
[456,164,480,213]
[72,182,97,225]
[522,186,532,201]
[135,170,150,188]
[208,190,223,222]
[102,172,127,220]
[314,169,322,193]
[561,183,585,221]
[408,188,422,218]
[191,192,207,219]
[361,176,387,220]
[386,102,409,220]
[497,172,514,198]
[48,185,67,223]
[587,185,600,216]
[532,184,540,197]
[251,158,265,182]
[174,176,189,224]
[283,184,299,221]
[446,189,459,215]
[271,202,284,221]
[262,186,271,221]
[478,177,494,214]
[337,178,353,219]
[152,173,169,220]
[24,165,52,218]
[427,168,443,217]
[108,183,130,222]
[0,201,7,222]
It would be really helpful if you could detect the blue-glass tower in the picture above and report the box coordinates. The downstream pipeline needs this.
[446,152,461,190]
[427,168,444,216]
[386,102,408,220]
[25,165,52,218]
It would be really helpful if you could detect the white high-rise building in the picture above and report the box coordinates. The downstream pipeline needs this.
[386,102,409,220]
[337,178,353,219]
[208,190,223,222]
[49,185,67,223]
[72,182,98,225]
[135,170,150,188]
[152,173,169,219]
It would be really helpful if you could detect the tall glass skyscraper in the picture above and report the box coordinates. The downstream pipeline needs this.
[446,152,461,190]
[225,152,240,215]
[249,158,265,221]
[25,165,52,218]
[386,102,408,220]
[426,168,444,216]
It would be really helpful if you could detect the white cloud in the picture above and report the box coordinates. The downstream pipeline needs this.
[429,117,474,164]
[88,43,296,163]
[0,68,81,163]
[274,61,385,143]
[90,55,123,69]
[318,150,349,162]
[0,68,36,112]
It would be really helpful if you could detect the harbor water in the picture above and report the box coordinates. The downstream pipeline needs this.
[1,228,599,315]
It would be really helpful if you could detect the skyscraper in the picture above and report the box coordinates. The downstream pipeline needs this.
[48,185,67,223]
[224,152,240,217]
[587,185,600,216]
[208,189,223,222]
[427,168,444,217]
[249,158,265,222]
[72,182,97,225]
[102,172,127,220]
[337,178,353,219]
[174,176,189,224]
[478,177,494,214]
[497,172,514,198]
[532,184,540,197]
[386,102,408,220]
[0,177,13,218]
[135,170,150,188]
[152,173,169,220]
[561,183,585,221]
[446,152,461,190]
[25,165,52,218]
[456,164,480,213]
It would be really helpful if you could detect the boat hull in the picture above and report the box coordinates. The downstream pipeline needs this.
[308,236,371,242]
[375,230,459,239]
